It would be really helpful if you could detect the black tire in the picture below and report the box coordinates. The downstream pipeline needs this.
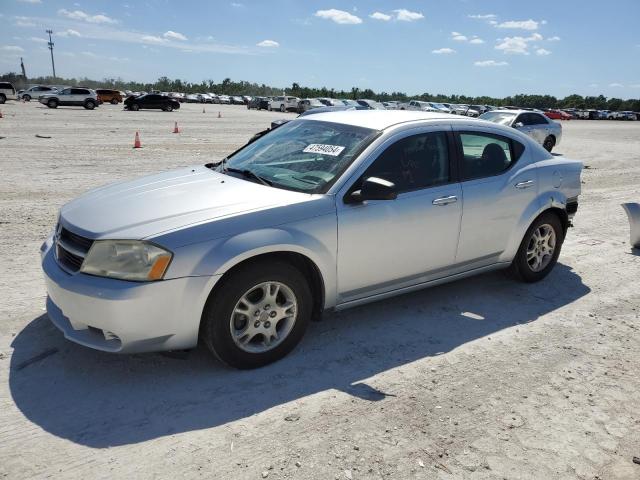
[110,98,119,105]
[201,259,312,369]
[509,212,564,283]
[84,100,96,110]
[543,135,555,152]
[23,94,31,102]
[47,99,58,109]
[280,104,285,113]
[130,103,139,111]
[0,94,5,104]
[165,104,173,112]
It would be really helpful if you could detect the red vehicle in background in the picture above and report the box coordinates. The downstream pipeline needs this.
[544,109,572,120]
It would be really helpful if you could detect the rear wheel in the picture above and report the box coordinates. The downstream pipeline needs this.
[130,103,139,111]
[280,104,285,113]
[509,212,564,282]
[47,99,58,109]
[165,104,173,112]
[110,98,119,105]
[543,135,555,152]
[0,94,5,104]
[201,260,312,369]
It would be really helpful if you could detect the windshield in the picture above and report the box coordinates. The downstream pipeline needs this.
[479,111,516,126]
[223,120,379,193]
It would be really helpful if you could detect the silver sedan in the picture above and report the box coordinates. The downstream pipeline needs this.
[41,110,582,368]
[479,109,562,152]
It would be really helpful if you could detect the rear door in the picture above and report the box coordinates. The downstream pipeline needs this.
[453,126,537,265]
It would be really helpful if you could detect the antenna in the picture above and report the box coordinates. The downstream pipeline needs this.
[46,29,56,79]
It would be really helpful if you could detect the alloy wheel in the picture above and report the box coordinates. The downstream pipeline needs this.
[526,224,556,272]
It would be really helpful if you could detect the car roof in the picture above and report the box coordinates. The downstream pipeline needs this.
[486,109,538,115]
[300,110,452,130]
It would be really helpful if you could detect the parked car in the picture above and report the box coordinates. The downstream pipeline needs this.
[247,96,269,110]
[317,98,342,107]
[231,96,245,105]
[96,89,123,105]
[39,87,99,110]
[543,109,569,120]
[124,93,180,111]
[197,94,214,104]
[0,81,17,104]
[356,99,386,110]
[40,110,582,368]
[480,109,562,152]
[269,96,299,112]
[607,111,636,120]
[19,85,57,101]
[297,105,368,117]
[217,95,231,105]
[297,98,324,113]
[399,100,436,111]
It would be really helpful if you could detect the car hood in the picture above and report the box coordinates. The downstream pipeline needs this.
[60,166,315,240]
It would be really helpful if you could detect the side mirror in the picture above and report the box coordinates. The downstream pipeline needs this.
[346,177,397,203]
[514,122,524,129]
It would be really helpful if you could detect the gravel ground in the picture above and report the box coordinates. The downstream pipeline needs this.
[0,102,639,480]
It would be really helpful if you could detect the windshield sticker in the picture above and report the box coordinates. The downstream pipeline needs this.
[303,144,346,156]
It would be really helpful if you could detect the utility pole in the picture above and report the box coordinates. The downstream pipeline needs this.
[46,29,56,79]
[20,57,27,82]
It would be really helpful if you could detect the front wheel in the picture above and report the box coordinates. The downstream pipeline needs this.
[0,95,5,104]
[280,104,285,112]
[543,135,555,152]
[23,94,31,102]
[130,103,139,111]
[201,260,312,369]
[509,212,564,282]
[84,100,96,110]
[47,99,58,109]
[111,98,119,105]
[165,104,173,112]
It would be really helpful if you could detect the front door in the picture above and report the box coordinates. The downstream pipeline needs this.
[336,127,462,304]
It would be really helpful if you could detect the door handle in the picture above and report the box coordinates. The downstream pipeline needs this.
[432,195,458,206]
[515,180,535,189]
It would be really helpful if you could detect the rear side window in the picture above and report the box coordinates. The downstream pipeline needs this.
[0,82,14,90]
[459,132,524,180]
[363,131,451,193]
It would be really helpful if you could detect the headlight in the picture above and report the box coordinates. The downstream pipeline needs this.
[81,240,172,281]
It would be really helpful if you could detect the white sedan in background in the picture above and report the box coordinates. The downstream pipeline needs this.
[480,109,562,152]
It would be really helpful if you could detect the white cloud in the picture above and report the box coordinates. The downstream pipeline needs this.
[393,9,424,21]
[474,60,509,67]
[29,36,47,43]
[452,32,468,42]
[432,48,456,54]
[257,39,279,48]
[370,12,392,21]
[468,14,496,20]
[14,16,36,27]
[609,83,624,88]
[589,83,599,88]
[547,36,561,42]
[469,38,485,44]
[1,46,25,52]
[495,33,543,55]
[163,30,187,41]
[141,35,165,44]
[496,19,539,30]
[315,9,362,24]
[630,84,640,89]
[58,9,117,24]
[18,0,42,3]
[58,29,82,37]
[535,48,551,56]
[230,2,244,6]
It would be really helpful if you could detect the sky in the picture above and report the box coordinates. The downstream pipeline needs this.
[1,0,639,98]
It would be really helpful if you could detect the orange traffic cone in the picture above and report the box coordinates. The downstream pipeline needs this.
[218,111,222,118]
[173,121,179,133]
[133,131,142,148]
[202,107,206,113]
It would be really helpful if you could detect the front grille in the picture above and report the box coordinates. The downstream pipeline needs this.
[55,226,94,273]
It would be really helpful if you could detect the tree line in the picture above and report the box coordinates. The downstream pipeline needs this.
[2,72,639,111]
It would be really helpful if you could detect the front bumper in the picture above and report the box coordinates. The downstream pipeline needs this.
[41,242,219,353]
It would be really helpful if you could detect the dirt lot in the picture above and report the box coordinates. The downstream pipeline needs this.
[0,102,639,480]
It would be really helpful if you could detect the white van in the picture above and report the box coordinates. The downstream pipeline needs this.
[268,96,299,112]
[0,82,17,104]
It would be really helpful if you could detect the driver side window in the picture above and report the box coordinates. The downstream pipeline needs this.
[361,132,450,193]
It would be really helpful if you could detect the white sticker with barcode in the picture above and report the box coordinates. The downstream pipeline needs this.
[303,144,346,156]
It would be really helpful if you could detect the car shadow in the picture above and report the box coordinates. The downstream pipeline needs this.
[9,263,589,448]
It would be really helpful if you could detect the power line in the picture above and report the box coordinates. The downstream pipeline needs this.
[46,29,56,79]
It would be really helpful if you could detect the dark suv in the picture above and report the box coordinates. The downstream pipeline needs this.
[124,93,180,111]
